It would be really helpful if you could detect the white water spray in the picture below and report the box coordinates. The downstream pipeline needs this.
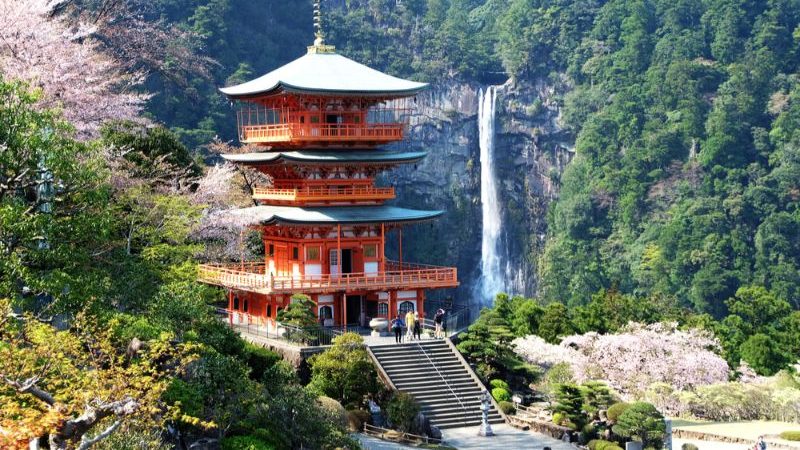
[478,86,505,304]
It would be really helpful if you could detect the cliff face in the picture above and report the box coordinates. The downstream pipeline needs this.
[385,79,574,304]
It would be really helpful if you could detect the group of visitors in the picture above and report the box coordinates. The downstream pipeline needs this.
[390,308,447,343]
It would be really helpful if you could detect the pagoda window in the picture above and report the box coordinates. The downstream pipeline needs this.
[319,305,333,320]
[233,296,240,310]
[363,244,378,259]
[378,302,388,317]
[399,301,415,315]
[243,299,249,312]
[267,305,272,318]
[292,246,299,260]
[329,249,339,268]
[306,246,320,261]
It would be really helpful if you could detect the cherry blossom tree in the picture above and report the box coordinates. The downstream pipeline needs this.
[0,0,146,137]
[514,322,730,399]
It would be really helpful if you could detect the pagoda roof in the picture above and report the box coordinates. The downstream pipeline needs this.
[221,149,426,166]
[223,205,442,227]
[219,52,427,99]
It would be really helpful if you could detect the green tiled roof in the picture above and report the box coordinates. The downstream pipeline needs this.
[221,150,426,165]
[220,52,427,98]
[227,205,442,226]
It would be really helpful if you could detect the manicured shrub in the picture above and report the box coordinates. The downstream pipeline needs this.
[242,342,281,379]
[387,392,420,432]
[221,435,275,450]
[612,402,666,449]
[498,401,516,415]
[553,383,586,429]
[681,443,699,450]
[492,387,511,402]
[346,409,371,432]
[780,431,800,441]
[606,402,630,422]
[589,439,622,450]
[490,379,510,390]
[317,396,347,428]
[552,412,566,426]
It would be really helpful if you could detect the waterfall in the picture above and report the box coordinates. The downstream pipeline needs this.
[478,86,505,304]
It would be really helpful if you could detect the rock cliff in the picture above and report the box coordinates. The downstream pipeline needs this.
[385,79,574,304]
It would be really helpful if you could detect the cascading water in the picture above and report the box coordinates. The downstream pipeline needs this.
[478,86,505,304]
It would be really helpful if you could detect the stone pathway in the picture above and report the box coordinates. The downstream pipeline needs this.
[441,424,576,450]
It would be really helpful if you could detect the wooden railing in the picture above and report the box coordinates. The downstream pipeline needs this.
[252,185,395,203]
[197,260,458,294]
[240,123,404,144]
[362,423,442,445]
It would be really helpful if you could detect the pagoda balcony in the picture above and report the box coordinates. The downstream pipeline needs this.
[253,185,395,204]
[197,260,458,294]
[239,123,404,145]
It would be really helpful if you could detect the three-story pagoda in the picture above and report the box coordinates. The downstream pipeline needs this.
[198,18,458,330]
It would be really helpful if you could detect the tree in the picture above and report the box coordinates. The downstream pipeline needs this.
[612,402,666,449]
[0,0,145,137]
[277,294,319,329]
[457,306,520,381]
[538,303,575,343]
[553,383,587,430]
[739,333,787,376]
[0,299,194,449]
[306,333,379,406]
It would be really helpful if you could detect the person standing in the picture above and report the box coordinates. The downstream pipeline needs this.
[405,309,415,340]
[391,315,405,344]
[413,311,422,340]
[757,436,767,450]
[434,308,444,339]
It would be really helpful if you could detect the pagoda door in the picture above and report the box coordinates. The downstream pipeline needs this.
[275,245,289,277]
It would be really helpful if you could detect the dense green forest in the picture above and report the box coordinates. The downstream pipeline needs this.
[148,0,800,315]
[2,0,800,446]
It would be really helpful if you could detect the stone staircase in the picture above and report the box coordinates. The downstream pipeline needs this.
[369,339,505,429]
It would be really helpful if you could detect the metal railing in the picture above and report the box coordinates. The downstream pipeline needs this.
[198,260,459,294]
[416,341,470,427]
[217,308,338,346]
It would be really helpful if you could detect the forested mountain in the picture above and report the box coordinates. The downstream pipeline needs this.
[145,0,800,318]
[1,0,800,445]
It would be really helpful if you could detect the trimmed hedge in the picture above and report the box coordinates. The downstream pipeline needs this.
[681,444,699,450]
[588,439,623,450]
[780,431,800,441]
[492,387,511,402]
[553,412,566,426]
[498,401,516,415]
[490,379,510,390]
[606,402,630,422]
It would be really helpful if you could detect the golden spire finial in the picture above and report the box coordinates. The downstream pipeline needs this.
[308,0,335,53]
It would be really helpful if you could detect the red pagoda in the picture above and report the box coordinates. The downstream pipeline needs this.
[198,13,458,330]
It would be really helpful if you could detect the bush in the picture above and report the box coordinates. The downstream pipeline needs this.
[780,431,800,441]
[346,409,371,432]
[612,402,666,449]
[589,439,622,450]
[681,444,699,450]
[221,435,276,450]
[387,392,420,432]
[317,396,347,428]
[242,343,281,380]
[553,412,566,426]
[492,387,511,402]
[490,379,510,390]
[307,332,379,405]
[606,402,630,422]
[498,401,516,415]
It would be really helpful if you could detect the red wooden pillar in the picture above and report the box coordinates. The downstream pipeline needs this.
[380,223,386,272]
[398,227,403,267]
[418,289,425,319]
[228,290,233,325]
[389,290,397,319]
